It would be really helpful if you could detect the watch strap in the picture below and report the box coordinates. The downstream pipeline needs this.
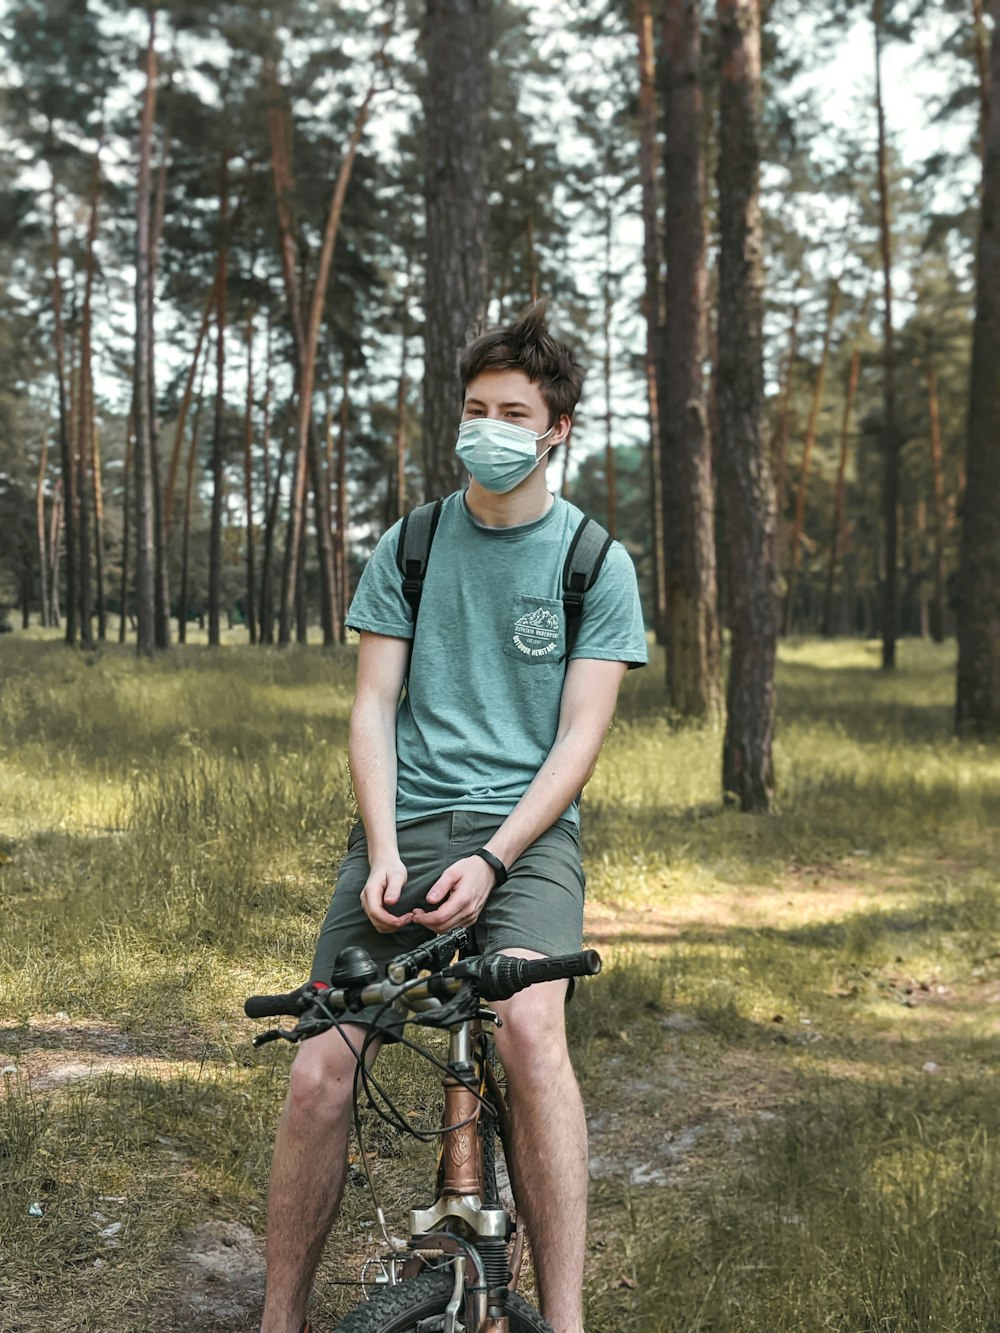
[473,847,508,887]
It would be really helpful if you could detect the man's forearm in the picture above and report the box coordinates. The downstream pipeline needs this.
[482,730,600,870]
[348,700,399,860]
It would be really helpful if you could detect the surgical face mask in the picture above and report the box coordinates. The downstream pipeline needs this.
[455,417,556,494]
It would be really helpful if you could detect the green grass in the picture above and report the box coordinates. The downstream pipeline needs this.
[0,634,998,1330]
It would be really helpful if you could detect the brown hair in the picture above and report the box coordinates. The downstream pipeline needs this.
[459,301,585,425]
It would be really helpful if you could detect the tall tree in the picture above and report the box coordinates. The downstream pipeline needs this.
[35,435,50,628]
[133,9,158,658]
[716,0,778,812]
[76,147,102,650]
[208,147,229,648]
[150,124,171,650]
[242,308,258,645]
[49,187,77,646]
[421,0,491,497]
[634,0,668,642]
[119,414,133,644]
[955,7,1000,737]
[822,338,863,637]
[661,0,721,720]
[924,360,948,643]
[874,0,901,669]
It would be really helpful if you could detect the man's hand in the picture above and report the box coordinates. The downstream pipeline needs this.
[360,856,411,932]
[411,856,497,934]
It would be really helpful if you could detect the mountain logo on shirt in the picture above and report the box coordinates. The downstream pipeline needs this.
[512,606,560,658]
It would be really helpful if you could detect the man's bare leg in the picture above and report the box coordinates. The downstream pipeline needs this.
[261,1023,377,1333]
[494,968,588,1333]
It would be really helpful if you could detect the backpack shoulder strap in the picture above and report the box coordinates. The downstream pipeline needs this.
[396,498,444,621]
[562,515,614,659]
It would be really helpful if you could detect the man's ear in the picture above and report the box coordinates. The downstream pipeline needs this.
[551,413,572,447]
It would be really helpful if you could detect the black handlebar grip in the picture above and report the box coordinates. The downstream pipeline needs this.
[244,983,315,1020]
[389,927,471,979]
[477,950,602,1002]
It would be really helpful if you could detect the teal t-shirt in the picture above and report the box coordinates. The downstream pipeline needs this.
[346,491,648,827]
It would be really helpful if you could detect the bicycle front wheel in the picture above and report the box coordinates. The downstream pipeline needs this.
[332,1269,553,1333]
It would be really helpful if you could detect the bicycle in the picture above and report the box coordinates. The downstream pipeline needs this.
[245,926,602,1333]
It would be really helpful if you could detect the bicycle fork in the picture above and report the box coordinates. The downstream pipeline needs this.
[408,1023,513,1332]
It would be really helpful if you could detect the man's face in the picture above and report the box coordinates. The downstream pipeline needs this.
[462,369,569,455]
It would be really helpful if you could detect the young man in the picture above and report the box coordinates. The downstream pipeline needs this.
[260,304,647,1333]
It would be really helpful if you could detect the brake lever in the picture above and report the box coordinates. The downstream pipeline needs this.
[253,1015,337,1047]
[252,1027,293,1048]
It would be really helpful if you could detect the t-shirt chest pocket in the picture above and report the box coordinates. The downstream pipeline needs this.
[503,594,565,665]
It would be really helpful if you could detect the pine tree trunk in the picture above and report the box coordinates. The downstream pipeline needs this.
[822,346,862,636]
[295,519,308,644]
[925,362,948,643]
[911,498,929,637]
[36,435,50,628]
[77,151,101,650]
[602,200,617,539]
[261,318,274,520]
[662,0,721,719]
[258,328,280,646]
[875,1,900,669]
[146,129,170,648]
[394,294,410,519]
[335,366,350,640]
[955,9,1000,736]
[560,437,576,501]
[76,354,94,648]
[49,183,77,646]
[771,292,801,561]
[208,150,229,648]
[635,0,668,644]
[243,311,258,644]
[259,437,289,647]
[119,414,133,643]
[422,0,490,498]
[134,12,158,658]
[92,416,107,641]
[49,479,62,628]
[179,351,210,646]
[784,280,839,633]
[716,0,778,812]
[308,420,337,646]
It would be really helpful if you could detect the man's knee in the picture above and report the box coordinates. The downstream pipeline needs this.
[493,983,573,1081]
[285,1024,371,1123]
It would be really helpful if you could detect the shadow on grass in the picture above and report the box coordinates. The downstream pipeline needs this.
[583,762,1000,871]
[775,658,954,743]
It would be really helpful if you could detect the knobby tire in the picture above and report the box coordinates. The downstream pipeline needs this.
[331,1269,552,1333]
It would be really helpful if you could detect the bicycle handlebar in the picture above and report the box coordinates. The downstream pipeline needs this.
[244,948,602,1028]
[465,949,602,1001]
[244,983,317,1021]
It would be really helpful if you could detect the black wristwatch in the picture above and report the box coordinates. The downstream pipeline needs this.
[472,847,509,887]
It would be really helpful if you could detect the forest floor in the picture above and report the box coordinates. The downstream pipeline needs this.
[1,633,999,1331]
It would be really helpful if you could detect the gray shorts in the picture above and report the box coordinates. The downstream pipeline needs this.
[311,810,585,986]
